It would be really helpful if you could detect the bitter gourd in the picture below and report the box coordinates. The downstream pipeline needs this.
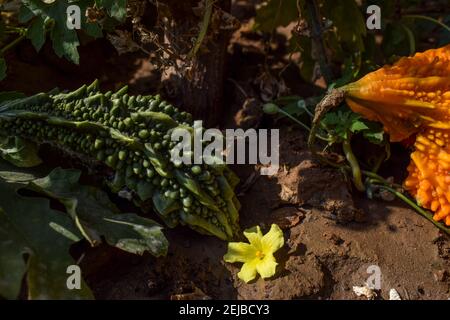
[0,81,241,240]
[343,44,450,226]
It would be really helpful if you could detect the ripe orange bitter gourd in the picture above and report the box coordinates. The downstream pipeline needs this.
[343,44,450,225]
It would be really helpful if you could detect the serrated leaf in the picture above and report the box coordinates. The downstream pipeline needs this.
[111,0,127,21]
[21,0,80,63]
[27,16,46,52]
[350,120,369,133]
[21,0,112,64]
[362,122,385,145]
[0,136,42,168]
[322,106,386,145]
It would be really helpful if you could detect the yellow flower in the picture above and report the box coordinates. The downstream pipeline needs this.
[223,224,284,283]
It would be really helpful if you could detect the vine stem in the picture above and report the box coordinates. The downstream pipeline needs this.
[402,14,450,33]
[0,34,26,56]
[304,0,333,85]
[187,0,214,59]
[308,88,345,153]
[276,108,329,142]
[342,138,365,192]
[307,90,450,235]
[399,23,416,55]
[374,184,450,236]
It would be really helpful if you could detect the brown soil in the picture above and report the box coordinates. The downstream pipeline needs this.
[82,128,450,300]
[1,4,449,300]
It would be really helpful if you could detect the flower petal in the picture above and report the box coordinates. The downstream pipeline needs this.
[256,254,278,279]
[238,259,259,283]
[261,224,284,254]
[223,242,257,263]
[243,226,263,250]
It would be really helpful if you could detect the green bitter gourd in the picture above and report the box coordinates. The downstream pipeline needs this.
[0,80,241,240]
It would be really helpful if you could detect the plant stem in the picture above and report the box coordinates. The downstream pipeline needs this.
[5,26,27,33]
[342,138,365,192]
[0,34,26,56]
[399,23,416,55]
[402,14,450,33]
[375,184,450,236]
[363,170,401,188]
[188,0,214,59]
[277,108,329,141]
[304,0,333,85]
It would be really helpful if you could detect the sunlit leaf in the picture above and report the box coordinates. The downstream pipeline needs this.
[0,136,42,168]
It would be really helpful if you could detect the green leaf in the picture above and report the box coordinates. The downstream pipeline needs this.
[322,106,385,145]
[136,180,154,201]
[0,162,92,300]
[95,0,127,21]
[322,0,366,52]
[281,100,307,118]
[26,16,46,52]
[0,136,42,168]
[362,122,385,145]
[0,58,6,81]
[152,190,180,217]
[0,92,26,104]
[254,0,298,33]
[349,120,369,133]
[21,0,81,63]
[20,0,114,64]
[28,167,168,256]
[18,5,35,23]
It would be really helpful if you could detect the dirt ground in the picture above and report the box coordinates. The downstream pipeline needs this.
[82,128,450,300]
[1,2,449,300]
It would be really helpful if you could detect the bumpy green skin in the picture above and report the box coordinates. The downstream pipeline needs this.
[0,81,241,240]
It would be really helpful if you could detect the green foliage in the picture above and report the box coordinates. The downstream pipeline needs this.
[0,136,42,167]
[0,0,128,79]
[321,107,385,145]
[255,0,450,84]
[0,159,168,299]
[20,0,102,63]
[322,0,367,53]
[0,162,90,300]
[254,0,298,33]
[25,15,46,52]
[95,0,127,21]
[28,168,168,256]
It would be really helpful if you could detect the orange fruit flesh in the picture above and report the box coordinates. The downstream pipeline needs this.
[404,128,450,226]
